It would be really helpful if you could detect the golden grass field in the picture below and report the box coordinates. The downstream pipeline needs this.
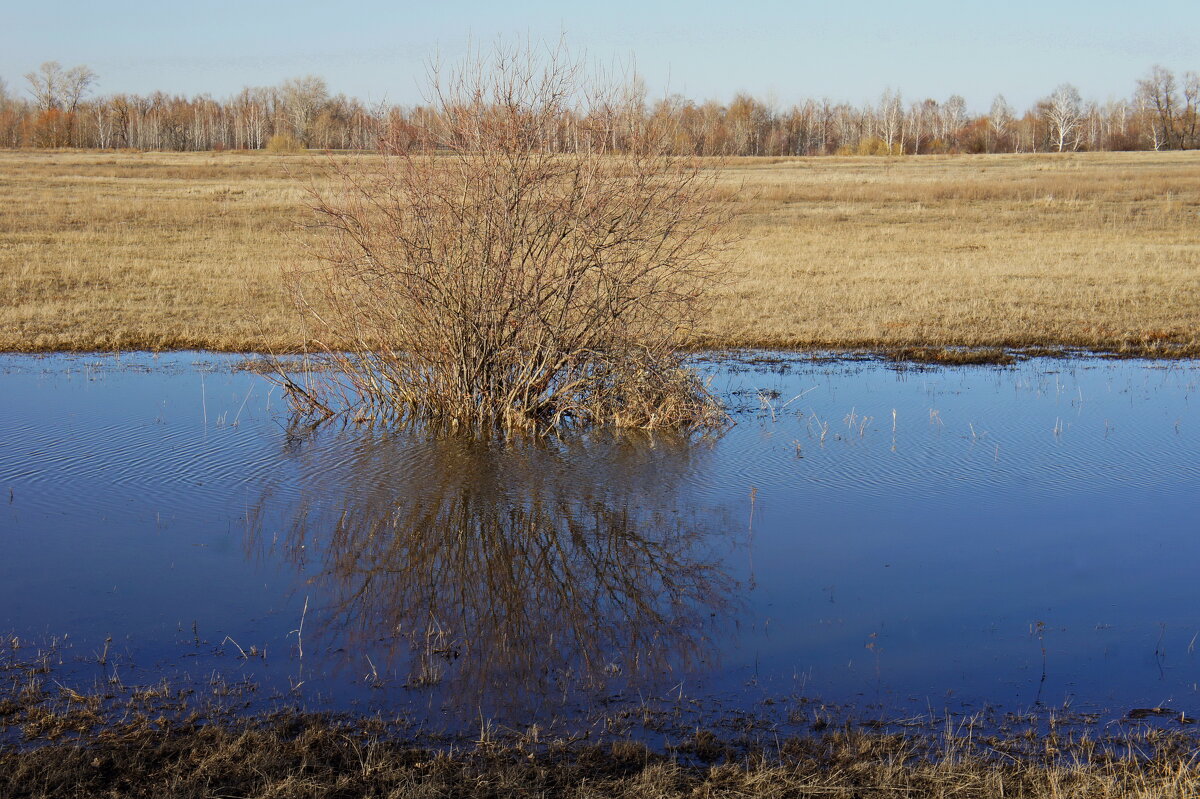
[1,149,1198,355]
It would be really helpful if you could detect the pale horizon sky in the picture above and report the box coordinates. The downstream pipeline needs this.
[3,1,1198,112]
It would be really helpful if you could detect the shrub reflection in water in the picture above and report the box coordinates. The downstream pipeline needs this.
[247,425,743,709]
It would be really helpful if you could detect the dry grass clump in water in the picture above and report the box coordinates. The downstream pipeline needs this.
[282,45,729,432]
[888,346,1017,365]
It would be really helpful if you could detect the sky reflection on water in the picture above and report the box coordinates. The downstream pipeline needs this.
[1,353,1198,728]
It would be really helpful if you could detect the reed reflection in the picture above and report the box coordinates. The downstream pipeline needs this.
[252,428,741,705]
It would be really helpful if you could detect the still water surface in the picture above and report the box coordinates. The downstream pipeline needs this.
[1,353,1198,729]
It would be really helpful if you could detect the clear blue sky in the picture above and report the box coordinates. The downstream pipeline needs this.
[3,1,1197,111]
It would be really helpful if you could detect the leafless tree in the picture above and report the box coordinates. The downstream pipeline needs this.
[280,75,328,145]
[878,88,903,153]
[25,61,62,110]
[25,61,95,112]
[283,42,731,432]
[1135,90,1166,150]
[62,64,96,112]
[1181,71,1199,148]
[1101,98,1131,148]
[989,94,1014,150]
[940,94,966,147]
[907,99,936,153]
[93,104,113,148]
[1044,83,1083,151]
[1137,65,1180,149]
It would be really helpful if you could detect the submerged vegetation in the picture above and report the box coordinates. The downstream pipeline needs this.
[281,45,730,431]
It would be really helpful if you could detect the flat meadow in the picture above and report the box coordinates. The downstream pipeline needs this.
[1,148,1198,355]
[4,148,1200,799]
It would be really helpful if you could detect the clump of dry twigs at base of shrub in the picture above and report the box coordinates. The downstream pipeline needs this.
[281,43,731,433]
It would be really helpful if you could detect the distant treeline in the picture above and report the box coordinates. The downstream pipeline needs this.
[0,62,1197,155]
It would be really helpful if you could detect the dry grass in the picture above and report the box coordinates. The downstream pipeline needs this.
[3,637,1199,798]
[2,149,1199,355]
[4,712,1200,798]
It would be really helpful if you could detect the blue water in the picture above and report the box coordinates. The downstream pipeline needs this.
[1,353,1198,729]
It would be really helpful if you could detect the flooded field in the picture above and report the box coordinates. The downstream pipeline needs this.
[1,352,1198,735]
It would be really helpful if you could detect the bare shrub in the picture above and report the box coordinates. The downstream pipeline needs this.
[283,43,730,432]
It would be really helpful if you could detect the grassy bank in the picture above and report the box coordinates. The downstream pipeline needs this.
[5,704,1200,798]
[4,636,1200,798]
[1,150,1198,356]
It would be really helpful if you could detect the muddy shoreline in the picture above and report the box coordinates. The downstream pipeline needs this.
[5,633,1199,798]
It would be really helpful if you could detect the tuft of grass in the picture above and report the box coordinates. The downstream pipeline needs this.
[887,346,1018,365]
